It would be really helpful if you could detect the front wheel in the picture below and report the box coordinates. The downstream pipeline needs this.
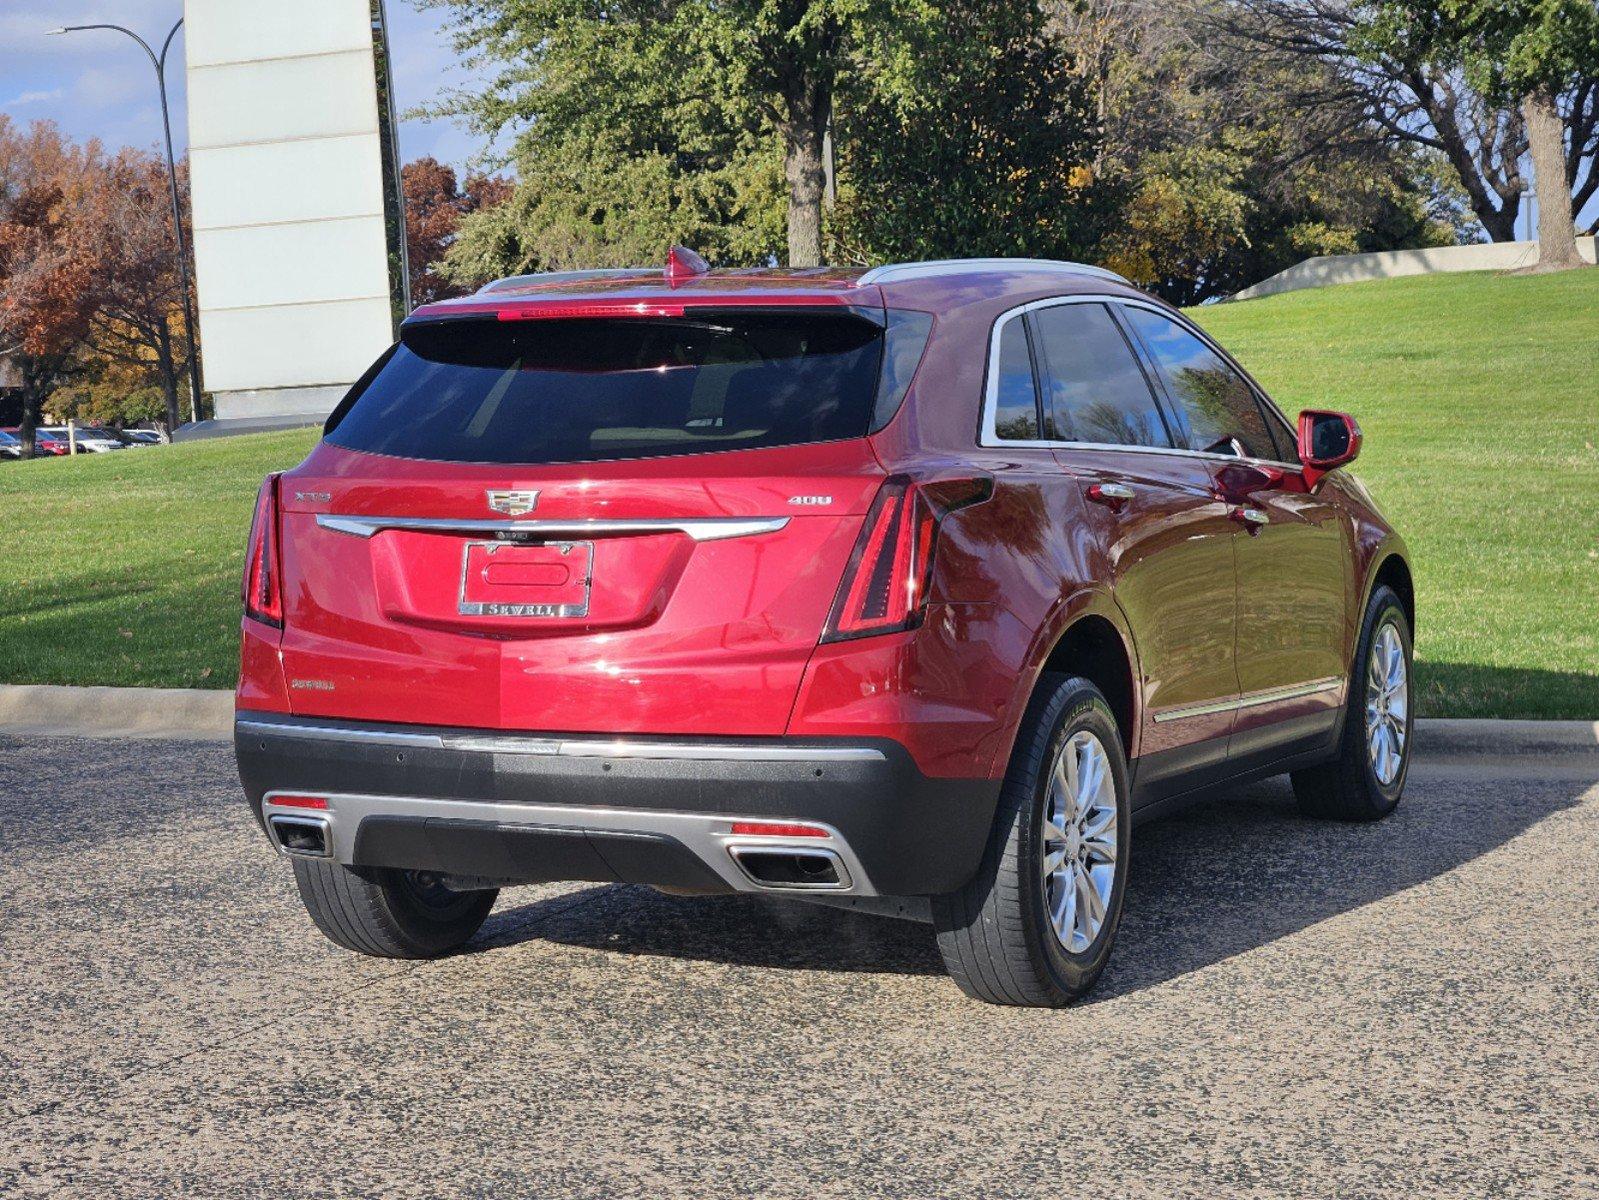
[1292,584,1413,821]
[291,858,498,958]
[933,675,1131,1007]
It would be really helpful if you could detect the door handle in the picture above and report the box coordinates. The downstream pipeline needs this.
[1229,505,1269,533]
[1087,482,1135,512]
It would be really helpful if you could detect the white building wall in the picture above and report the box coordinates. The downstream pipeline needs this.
[184,0,397,420]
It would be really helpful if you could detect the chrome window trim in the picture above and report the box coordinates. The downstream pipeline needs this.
[858,259,1130,288]
[977,294,1304,472]
[1151,676,1343,724]
[315,515,790,543]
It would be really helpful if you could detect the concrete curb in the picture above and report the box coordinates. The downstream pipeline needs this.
[0,684,1595,754]
[0,684,234,742]
[1411,718,1599,758]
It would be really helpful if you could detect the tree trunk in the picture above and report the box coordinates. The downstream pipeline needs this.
[780,85,829,268]
[18,395,39,458]
[157,321,183,432]
[1522,87,1587,271]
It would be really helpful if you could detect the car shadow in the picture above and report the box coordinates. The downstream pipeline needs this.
[478,769,1593,995]
[1413,659,1599,722]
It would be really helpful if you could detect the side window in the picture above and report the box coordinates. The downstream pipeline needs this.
[871,309,934,431]
[1030,303,1173,448]
[991,316,1040,440]
[1123,308,1276,459]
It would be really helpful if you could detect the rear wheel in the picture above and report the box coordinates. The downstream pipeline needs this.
[932,675,1130,1006]
[291,859,498,958]
[1292,584,1412,821]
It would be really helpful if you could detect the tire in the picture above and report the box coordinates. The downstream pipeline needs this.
[1292,584,1412,821]
[932,675,1131,1007]
[291,858,498,959]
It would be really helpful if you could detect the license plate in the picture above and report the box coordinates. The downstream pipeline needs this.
[458,540,593,618]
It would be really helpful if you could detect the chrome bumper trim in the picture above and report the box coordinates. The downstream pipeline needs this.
[260,790,880,896]
[237,717,885,764]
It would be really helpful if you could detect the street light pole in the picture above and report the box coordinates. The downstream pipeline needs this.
[49,20,204,428]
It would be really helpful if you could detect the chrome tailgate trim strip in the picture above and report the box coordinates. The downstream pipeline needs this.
[315,515,789,542]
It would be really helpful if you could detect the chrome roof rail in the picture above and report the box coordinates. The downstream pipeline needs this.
[477,268,651,294]
[855,258,1130,288]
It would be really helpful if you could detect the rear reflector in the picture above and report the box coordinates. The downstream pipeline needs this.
[822,474,991,642]
[270,794,329,810]
[729,821,830,839]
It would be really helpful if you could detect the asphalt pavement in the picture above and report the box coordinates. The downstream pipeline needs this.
[1,734,1595,1198]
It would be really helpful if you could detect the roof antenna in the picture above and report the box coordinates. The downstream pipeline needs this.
[664,246,710,285]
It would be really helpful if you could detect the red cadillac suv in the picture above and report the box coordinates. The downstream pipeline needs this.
[236,252,1413,1006]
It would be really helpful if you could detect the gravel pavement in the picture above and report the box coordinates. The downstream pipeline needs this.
[1,735,1595,1199]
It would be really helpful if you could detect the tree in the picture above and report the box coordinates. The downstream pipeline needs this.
[831,0,1103,263]
[1215,0,1599,244]
[402,156,513,305]
[79,148,197,432]
[1436,0,1599,269]
[0,119,103,455]
[1057,1,1463,301]
[420,0,875,267]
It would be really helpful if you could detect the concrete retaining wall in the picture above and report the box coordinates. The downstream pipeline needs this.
[1232,237,1597,301]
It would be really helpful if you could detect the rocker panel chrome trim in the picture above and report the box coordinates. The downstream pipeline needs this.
[1151,676,1343,724]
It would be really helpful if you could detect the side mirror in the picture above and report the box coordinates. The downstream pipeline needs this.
[1297,409,1361,486]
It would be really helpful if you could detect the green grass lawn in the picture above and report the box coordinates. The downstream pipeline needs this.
[0,429,318,690]
[1194,270,1598,719]
[1,269,1595,715]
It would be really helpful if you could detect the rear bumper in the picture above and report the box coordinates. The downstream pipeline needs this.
[234,710,1001,897]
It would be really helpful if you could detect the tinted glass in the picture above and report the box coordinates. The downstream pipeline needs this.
[1031,304,1172,448]
[1124,309,1276,459]
[871,309,933,431]
[325,313,883,465]
[991,318,1040,440]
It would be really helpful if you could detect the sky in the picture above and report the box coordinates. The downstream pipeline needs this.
[0,0,495,172]
[0,4,1592,234]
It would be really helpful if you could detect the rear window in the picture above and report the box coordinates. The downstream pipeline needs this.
[324,312,884,465]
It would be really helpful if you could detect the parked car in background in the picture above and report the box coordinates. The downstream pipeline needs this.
[118,429,165,446]
[235,252,1413,1008]
[39,426,124,453]
[0,430,22,460]
[1,427,70,456]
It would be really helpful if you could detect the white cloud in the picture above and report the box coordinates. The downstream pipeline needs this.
[4,88,64,107]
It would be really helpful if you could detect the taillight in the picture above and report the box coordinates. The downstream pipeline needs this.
[243,473,283,629]
[822,474,991,642]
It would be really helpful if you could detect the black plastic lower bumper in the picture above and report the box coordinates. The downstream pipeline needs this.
[234,710,1001,897]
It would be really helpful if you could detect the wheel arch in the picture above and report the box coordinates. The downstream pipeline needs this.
[1369,549,1415,637]
[991,589,1142,776]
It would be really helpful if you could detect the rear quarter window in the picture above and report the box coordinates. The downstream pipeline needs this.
[325,312,884,465]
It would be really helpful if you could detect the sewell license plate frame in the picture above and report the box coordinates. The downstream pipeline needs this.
[457,539,594,618]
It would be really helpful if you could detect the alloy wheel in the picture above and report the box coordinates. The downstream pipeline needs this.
[1365,620,1409,786]
[1040,730,1119,954]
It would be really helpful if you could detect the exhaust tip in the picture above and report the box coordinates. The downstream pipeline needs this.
[728,846,850,891]
[268,814,331,858]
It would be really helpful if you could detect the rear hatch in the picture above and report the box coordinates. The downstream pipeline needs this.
[272,303,890,736]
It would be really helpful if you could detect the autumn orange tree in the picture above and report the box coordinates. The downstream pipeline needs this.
[80,148,197,431]
[402,156,512,306]
[0,118,104,455]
